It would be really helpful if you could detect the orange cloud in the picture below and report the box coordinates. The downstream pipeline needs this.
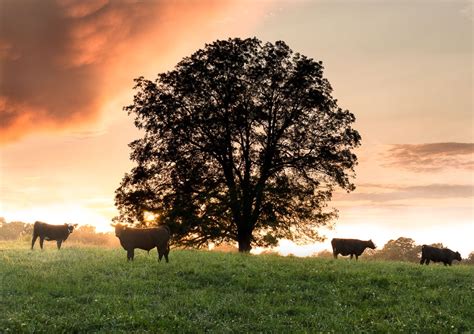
[0,0,272,144]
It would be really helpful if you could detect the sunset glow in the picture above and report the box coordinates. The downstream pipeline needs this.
[0,1,472,256]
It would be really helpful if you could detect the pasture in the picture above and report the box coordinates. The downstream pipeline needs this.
[1,241,473,333]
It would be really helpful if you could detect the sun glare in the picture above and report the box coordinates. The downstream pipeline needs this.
[143,211,158,223]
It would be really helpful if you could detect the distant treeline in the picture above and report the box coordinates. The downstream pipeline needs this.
[1,219,472,264]
[0,218,118,247]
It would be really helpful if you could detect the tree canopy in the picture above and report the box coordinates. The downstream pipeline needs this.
[114,38,361,252]
[375,237,422,262]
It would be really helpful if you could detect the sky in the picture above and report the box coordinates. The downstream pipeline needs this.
[0,0,473,257]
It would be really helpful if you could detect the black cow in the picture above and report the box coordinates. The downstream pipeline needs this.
[420,245,462,266]
[114,224,171,262]
[331,238,376,260]
[31,221,78,250]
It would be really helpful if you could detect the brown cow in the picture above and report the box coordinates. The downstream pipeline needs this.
[114,224,171,262]
[331,238,376,260]
[31,221,78,250]
[420,245,462,266]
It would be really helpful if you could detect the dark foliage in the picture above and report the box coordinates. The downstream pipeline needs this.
[115,38,360,252]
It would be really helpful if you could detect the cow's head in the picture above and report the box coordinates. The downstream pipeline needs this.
[367,239,376,249]
[112,223,127,237]
[455,251,462,262]
[65,223,78,234]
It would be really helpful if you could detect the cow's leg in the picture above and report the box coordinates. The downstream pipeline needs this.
[157,247,163,261]
[333,251,338,259]
[355,254,359,260]
[350,254,353,260]
[420,257,425,265]
[57,240,62,250]
[31,234,38,250]
[39,237,45,250]
[164,245,169,263]
[127,249,134,261]
[425,259,430,265]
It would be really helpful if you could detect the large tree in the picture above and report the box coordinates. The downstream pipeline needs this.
[115,38,361,252]
[376,237,422,262]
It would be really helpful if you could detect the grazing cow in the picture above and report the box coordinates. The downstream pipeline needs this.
[31,221,78,250]
[114,224,171,262]
[331,238,376,260]
[420,245,462,266]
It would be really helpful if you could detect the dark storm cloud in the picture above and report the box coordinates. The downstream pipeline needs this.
[384,143,474,172]
[0,0,159,143]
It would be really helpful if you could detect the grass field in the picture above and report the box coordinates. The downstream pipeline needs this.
[1,241,473,333]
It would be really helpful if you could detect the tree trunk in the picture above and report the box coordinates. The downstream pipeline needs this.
[237,229,252,253]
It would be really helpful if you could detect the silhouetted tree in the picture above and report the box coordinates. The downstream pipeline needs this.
[0,219,31,241]
[314,250,334,259]
[429,242,444,249]
[376,237,422,262]
[115,38,360,252]
[68,225,118,247]
[465,252,474,265]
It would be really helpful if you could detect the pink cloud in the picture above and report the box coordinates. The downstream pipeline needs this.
[383,143,474,172]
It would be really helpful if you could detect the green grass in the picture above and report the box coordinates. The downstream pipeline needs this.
[1,241,473,333]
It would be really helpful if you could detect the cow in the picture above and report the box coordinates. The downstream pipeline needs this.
[331,238,376,260]
[420,245,462,266]
[114,224,171,262]
[31,221,78,250]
